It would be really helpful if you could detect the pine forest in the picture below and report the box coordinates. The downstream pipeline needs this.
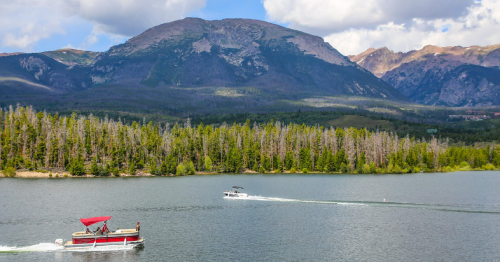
[1,106,499,177]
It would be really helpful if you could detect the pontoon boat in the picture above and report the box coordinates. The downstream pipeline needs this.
[56,216,145,249]
[224,186,248,197]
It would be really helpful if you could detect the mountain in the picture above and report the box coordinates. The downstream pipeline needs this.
[42,49,101,66]
[349,45,500,106]
[89,18,405,100]
[0,18,408,114]
[0,53,92,97]
[348,44,500,77]
[0,52,24,57]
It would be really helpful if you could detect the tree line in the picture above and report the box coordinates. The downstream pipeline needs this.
[1,106,499,176]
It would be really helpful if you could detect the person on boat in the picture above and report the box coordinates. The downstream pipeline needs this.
[136,222,140,232]
[95,227,103,235]
[115,228,122,233]
[102,221,109,234]
[85,228,92,234]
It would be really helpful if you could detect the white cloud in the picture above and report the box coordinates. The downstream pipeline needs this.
[263,0,475,35]
[324,0,500,55]
[0,0,66,49]
[61,0,207,37]
[62,43,77,49]
[0,0,207,51]
[263,0,500,55]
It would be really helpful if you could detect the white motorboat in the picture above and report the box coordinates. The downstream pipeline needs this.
[224,186,248,197]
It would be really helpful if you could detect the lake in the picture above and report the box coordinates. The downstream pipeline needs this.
[1,171,500,261]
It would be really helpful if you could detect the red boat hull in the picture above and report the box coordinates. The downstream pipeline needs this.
[72,230,140,244]
[73,235,139,244]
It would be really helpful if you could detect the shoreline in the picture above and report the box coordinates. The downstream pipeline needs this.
[0,168,494,178]
[0,169,281,178]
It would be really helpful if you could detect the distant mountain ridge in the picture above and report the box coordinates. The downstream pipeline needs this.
[89,18,404,100]
[348,44,500,77]
[0,18,409,114]
[349,44,500,106]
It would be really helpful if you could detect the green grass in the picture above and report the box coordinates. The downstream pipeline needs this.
[326,115,395,130]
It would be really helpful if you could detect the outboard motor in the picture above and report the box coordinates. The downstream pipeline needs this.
[55,239,64,246]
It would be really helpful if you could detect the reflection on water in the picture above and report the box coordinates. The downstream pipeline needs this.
[70,247,143,262]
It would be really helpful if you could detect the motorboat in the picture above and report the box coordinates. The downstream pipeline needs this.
[56,216,145,249]
[224,186,248,197]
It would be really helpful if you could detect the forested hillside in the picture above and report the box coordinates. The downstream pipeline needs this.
[1,106,498,176]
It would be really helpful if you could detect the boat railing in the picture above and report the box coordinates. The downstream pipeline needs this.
[73,229,138,237]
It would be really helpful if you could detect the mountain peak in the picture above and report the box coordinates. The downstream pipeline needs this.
[88,18,407,101]
[110,17,350,66]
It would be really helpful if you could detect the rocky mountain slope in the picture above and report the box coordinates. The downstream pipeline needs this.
[0,18,409,113]
[42,49,101,66]
[349,44,500,77]
[349,45,500,106]
[89,18,405,100]
[0,53,91,96]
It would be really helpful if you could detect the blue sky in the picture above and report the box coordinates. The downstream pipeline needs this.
[189,0,267,21]
[1,0,499,55]
[1,0,271,54]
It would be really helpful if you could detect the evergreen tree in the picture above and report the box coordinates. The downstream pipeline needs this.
[204,156,213,172]
[160,161,168,175]
[284,151,294,170]
[129,162,136,175]
[226,147,243,173]
[90,158,99,176]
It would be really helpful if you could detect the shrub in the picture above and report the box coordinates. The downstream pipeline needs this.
[483,163,495,170]
[5,167,16,177]
[369,162,377,174]
[302,168,308,174]
[136,159,144,169]
[176,163,186,176]
[129,164,136,175]
[340,163,348,173]
[69,160,85,176]
[460,161,470,168]
[36,169,48,173]
[362,164,371,174]
[63,174,68,178]
[185,161,196,175]
[55,174,59,178]
[387,164,394,173]
[289,167,296,173]
[113,168,120,177]
[204,156,213,172]
[49,172,52,178]
[392,164,403,174]
[177,161,195,176]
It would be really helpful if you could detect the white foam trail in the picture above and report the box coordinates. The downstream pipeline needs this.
[0,242,139,253]
[0,243,64,253]
[224,195,366,206]
[224,196,500,214]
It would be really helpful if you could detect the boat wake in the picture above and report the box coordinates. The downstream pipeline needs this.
[0,243,64,253]
[0,242,138,253]
[225,195,500,214]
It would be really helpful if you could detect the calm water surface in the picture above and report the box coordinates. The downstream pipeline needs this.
[1,171,500,261]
